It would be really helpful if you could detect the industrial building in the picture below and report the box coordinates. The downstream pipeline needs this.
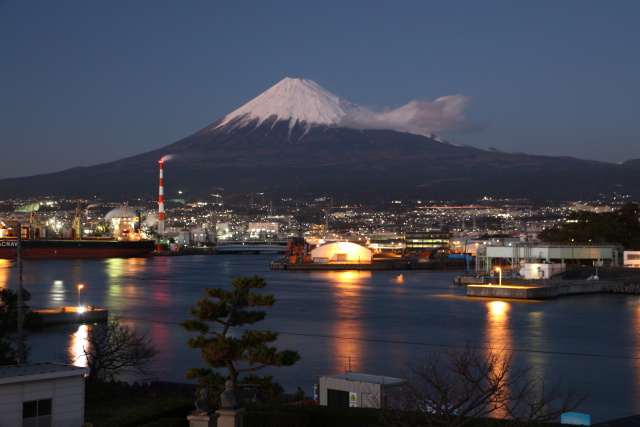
[478,243,621,274]
[318,372,406,409]
[404,230,451,255]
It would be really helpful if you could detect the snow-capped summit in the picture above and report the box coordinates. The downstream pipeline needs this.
[215,77,368,133]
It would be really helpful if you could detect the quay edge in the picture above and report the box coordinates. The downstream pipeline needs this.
[467,280,615,300]
[33,306,108,327]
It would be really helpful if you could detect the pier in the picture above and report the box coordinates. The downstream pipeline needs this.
[467,280,613,300]
[33,306,108,327]
[270,258,465,270]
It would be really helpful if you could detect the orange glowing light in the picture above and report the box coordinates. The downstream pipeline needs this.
[70,325,89,368]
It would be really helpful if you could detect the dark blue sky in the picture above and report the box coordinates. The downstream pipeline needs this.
[1,1,639,179]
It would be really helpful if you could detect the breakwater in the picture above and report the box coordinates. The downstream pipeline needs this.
[270,258,465,270]
[467,280,617,299]
[604,283,640,294]
[33,306,108,327]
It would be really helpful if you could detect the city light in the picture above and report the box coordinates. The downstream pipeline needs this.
[77,284,84,307]
[495,267,502,286]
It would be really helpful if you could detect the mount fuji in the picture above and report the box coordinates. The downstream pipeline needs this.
[1,77,639,202]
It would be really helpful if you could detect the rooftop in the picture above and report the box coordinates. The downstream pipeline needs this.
[0,362,89,385]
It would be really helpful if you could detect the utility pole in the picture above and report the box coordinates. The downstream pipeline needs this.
[17,222,24,363]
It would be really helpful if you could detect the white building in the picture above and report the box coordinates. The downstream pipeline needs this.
[190,227,209,244]
[624,251,640,268]
[479,244,620,273]
[0,362,89,427]
[519,262,566,279]
[176,229,190,246]
[248,222,279,238]
[216,222,231,238]
[311,241,372,264]
[318,372,405,408]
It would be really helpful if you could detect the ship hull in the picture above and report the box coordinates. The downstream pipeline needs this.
[0,239,156,260]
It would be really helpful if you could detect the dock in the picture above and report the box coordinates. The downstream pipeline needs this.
[33,306,108,327]
[467,280,613,300]
[270,258,465,270]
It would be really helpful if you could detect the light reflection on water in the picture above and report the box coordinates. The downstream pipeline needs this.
[485,301,512,418]
[633,301,640,405]
[325,270,370,373]
[69,325,89,367]
[2,256,640,422]
[0,260,13,289]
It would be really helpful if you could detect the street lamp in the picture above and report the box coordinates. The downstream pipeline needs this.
[495,267,502,286]
[77,284,84,307]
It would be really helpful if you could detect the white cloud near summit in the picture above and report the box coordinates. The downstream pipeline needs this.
[339,94,482,135]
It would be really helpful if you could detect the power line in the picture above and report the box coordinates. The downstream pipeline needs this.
[24,306,638,362]
[118,314,640,362]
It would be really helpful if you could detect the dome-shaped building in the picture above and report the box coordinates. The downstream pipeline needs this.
[310,241,372,264]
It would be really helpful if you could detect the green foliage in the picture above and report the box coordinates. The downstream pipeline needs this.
[0,287,39,365]
[539,202,640,249]
[181,275,300,392]
[241,374,285,400]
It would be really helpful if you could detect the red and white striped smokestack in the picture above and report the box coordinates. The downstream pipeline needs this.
[158,159,165,236]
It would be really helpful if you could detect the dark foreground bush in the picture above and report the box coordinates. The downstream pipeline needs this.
[244,403,381,427]
[100,398,192,427]
[140,418,188,427]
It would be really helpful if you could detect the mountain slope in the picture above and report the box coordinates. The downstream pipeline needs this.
[1,77,638,203]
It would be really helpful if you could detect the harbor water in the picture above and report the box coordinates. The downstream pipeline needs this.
[1,255,639,423]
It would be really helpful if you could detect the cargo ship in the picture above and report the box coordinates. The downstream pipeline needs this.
[0,204,156,260]
[0,237,156,260]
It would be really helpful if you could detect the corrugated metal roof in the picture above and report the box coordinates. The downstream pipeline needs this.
[0,362,89,384]
[325,372,405,385]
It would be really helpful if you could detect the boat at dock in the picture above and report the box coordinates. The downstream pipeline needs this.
[0,237,156,260]
[0,202,156,260]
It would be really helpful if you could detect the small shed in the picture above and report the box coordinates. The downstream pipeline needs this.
[310,242,372,264]
[624,251,640,268]
[318,372,406,409]
[0,362,89,427]
[519,262,566,279]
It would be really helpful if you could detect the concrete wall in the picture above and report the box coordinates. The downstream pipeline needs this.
[467,285,558,299]
[556,281,609,295]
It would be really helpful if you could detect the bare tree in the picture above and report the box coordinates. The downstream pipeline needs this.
[379,343,590,427]
[67,313,158,382]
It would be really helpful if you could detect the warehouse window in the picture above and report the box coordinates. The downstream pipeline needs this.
[23,399,52,427]
[327,389,349,407]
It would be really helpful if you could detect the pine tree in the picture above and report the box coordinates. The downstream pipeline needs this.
[181,275,300,396]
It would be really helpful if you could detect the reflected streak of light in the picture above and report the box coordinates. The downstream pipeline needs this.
[325,271,370,373]
[50,280,65,304]
[0,260,11,289]
[524,312,546,367]
[104,258,147,309]
[485,301,512,418]
[633,302,640,413]
[70,324,89,367]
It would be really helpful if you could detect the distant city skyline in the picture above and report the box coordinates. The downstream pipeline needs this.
[1,1,639,180]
